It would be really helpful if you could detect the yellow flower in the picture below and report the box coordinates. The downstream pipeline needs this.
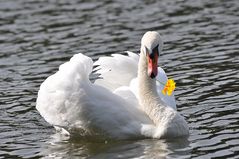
[162,79,176,96]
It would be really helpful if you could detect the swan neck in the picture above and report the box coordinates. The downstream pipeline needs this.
[138,53,163,124]
[138,53,158,98]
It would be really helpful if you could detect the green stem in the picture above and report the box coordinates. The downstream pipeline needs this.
[156,79,165,86]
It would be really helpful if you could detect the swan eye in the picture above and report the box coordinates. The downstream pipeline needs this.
[144,46,149,56]
[144,45,159,58]
[152,44,159,56]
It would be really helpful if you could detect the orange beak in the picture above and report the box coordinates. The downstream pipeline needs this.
[147,53,158,78]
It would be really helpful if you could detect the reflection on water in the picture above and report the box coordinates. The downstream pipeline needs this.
[42,134,190,158]
[0,0,238,158]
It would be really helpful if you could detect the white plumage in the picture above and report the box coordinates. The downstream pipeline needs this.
[36,31,189,139]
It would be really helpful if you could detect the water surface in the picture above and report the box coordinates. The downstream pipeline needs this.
[0,0,238,158]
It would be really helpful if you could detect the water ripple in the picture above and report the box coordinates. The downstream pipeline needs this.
[0,0,238,158]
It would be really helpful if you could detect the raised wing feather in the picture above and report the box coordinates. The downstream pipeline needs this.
[94,51,139,91]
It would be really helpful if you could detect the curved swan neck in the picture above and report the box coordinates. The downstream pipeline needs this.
[138,53,158,100]
[138,53,163,124]
[137,51,178,127]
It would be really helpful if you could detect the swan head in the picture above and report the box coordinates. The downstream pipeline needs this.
[140,31,163,78]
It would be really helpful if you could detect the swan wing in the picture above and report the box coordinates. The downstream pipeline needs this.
[36,53,93,129]
[36,53,153,139]
[94,51,139,91]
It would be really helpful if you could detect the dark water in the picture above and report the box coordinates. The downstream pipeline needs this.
[0,0,238,158]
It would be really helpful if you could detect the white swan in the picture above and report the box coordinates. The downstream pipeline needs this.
[36,31,189,139]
